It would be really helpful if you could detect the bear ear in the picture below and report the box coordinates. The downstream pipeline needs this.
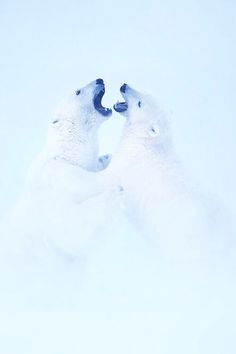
[148,124,159,137]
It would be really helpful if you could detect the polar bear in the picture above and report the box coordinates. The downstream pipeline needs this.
[27,78,112,198]
[112,84,233,261]
[0,80,133,311]
[0,79,124,267]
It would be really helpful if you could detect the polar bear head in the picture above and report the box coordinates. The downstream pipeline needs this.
[45,79,112,170]
[114,84,171,152]
[54,78,112,126]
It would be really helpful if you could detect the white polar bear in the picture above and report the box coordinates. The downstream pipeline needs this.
[112,84,234,262]
[27,78,112,197]
[0,79,124,268]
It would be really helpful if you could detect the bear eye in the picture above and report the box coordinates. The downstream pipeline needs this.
[75,90,81,96]
[138,101,141,108]
[149,124,159,137]
[52,119,59,124]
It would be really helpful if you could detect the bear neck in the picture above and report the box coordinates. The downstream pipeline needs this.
[115,128,172,164]
[44,126,99,171]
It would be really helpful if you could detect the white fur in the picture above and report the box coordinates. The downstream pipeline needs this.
[0,80,118,265]
[110,85,233,262]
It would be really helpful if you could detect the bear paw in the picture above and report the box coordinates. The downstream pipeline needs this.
[97,154,112,170]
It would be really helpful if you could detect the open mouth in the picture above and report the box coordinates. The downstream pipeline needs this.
[113,83,128,113]
[93,86,112,117]
[113,101,128,113]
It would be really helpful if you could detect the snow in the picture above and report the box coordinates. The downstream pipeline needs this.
[0,1,235,353]
[0,82,235,354]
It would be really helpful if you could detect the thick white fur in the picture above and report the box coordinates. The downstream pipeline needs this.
[0,80,120,264]
[110,86,233,262]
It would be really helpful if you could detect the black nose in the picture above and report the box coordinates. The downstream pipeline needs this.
[120,83,127,93]
[96,78,104,85]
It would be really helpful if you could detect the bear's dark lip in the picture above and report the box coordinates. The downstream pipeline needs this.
[113,85,128,113]
[113,101,128,113]
[93,87,112,117]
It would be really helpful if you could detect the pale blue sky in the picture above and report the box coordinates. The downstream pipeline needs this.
[0,0,235,214]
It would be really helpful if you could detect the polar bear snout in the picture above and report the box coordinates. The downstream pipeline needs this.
[120,83,127,93]
[93,81,112,117]
[96,78,104,85]
[113,83,130,113]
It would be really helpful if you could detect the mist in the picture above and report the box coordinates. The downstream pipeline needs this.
[0,1,235,353]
